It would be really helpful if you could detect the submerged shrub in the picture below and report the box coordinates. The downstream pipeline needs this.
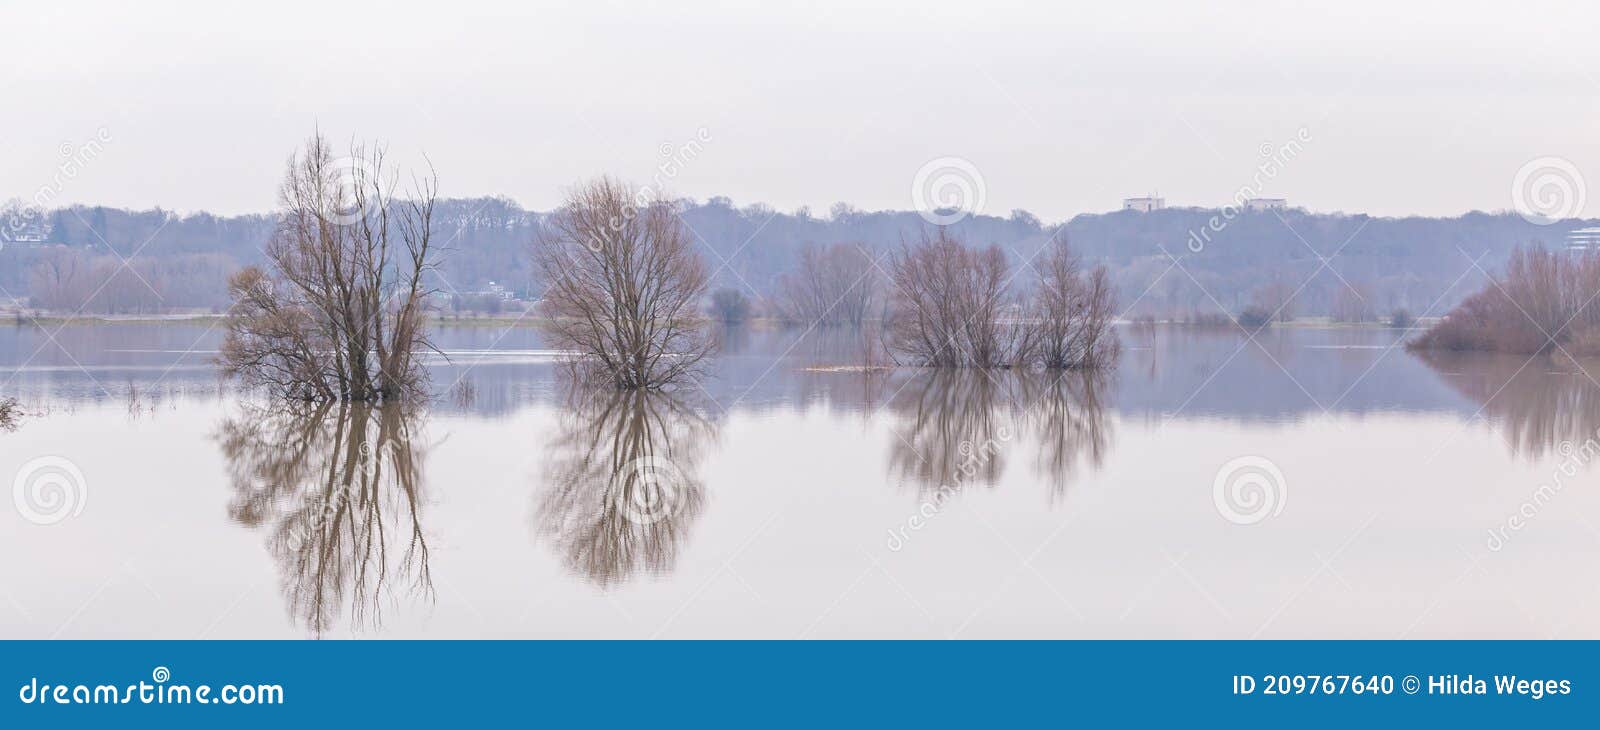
[1410,247,1600,354]
[885,230,1119,369]
[533,177,715,389]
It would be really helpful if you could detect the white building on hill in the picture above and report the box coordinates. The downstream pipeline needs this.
[1122,196,1165,212]
[1243,197,1287,212]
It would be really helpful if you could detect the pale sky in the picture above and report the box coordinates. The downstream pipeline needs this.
[4,0,1600,221]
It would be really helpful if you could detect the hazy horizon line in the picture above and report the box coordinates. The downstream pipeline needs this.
[7,194,1590,229]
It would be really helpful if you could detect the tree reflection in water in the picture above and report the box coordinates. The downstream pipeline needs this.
[535,389,715,586]
[217,401,433,635]
[1418,350,1600,458]
[889,371,1016,490]
[1020,370,1114,499]
[887,369,1114,497]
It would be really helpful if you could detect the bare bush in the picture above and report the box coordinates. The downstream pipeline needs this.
[533,177,714,389]
[776,242,879,327]
[1029,240,1120,369]
[219,131,439,401]
[886,230,1119,370]
[887,229,1028,368]
[1411,247,1600,354]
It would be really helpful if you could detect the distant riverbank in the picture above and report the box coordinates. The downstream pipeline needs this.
[1,310,1426,331]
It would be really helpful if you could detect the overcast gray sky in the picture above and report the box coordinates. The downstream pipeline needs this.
[4,0,1599,221]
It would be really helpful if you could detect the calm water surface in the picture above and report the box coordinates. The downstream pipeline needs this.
[2,322,1597,638]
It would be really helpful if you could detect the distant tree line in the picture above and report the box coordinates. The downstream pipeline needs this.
[2,197,1588,322]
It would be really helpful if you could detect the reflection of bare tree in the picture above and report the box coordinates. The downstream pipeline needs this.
[888,370,1116,496]
[1018,370,1114,498]
[888,371,1017,490]
[217,402,432,635]
[1417,350,1600,458]
[536,389,714,586]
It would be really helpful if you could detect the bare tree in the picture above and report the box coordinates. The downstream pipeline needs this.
[533,177,714,389]
[887,229,1030,368]
[776,242,878,327]
[885,231,1121,370]
[1029,239,1120,369]
[219,131,440,402]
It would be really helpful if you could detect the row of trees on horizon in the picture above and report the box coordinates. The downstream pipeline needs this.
[2,191,1584,322]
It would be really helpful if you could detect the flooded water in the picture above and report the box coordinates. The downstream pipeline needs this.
[2,321,1597,638]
